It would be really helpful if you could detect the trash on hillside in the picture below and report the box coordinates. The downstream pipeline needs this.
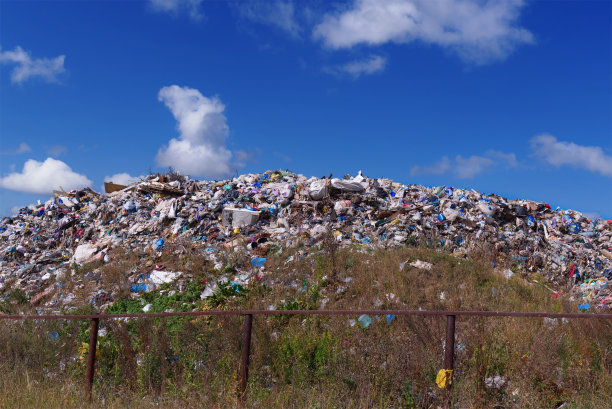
[435,369,453,388]
[357,314,372,328]
[485,376,506,389]
[1,170,610,313]
[251,257,267,268]
[410,260,433,270]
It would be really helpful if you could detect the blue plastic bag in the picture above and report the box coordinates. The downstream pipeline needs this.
[131,284,147,292]
[358,314,372,328]
[251,257,267,268]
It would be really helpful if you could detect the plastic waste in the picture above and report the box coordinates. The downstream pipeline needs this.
[357,314,372,328]
[251,257,267,268]
[0,169,610,313]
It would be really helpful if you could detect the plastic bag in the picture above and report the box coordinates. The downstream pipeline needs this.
[309,180,328,200]
[330,178,365,192]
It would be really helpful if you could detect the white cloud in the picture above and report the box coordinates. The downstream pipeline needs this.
[1,142,31,155]
[454,154,494,178]
[238,0,301,37]
[410,156,451,176]
[46,145,67,157]
[104,173,144,186]
[156,85,236,178]
[0,158,92,194]
[313,0,533,64]
[485,150,519,168]
[339,54,387,78]
[16,142,31,154]
[530,134,612,178]
[411,150,517,179]
[0,45,65,84]
[274,151,292,163]
[234,150,257,168]
[149,0,204,20]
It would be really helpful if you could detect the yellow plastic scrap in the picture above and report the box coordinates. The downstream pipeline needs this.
[78,342,101,360]
[78,342,88,359]
[435,369,453,388]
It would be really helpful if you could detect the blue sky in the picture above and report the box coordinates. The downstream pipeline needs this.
[1,0,611,218]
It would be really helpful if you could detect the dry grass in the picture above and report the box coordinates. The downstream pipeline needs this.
[1,244,610,408]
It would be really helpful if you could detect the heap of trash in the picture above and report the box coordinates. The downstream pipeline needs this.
[1,170,611,311]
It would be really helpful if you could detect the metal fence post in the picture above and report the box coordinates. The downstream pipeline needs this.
[240,314,253,399]
[86,317,99,398]
[444,314,456,408]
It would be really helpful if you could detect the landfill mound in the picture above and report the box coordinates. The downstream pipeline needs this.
[1,170,610,312]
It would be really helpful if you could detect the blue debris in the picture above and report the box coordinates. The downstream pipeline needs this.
[131,284,147,292]
[251,257,267,268]
[46,331,59,341]
[358,314,372,328]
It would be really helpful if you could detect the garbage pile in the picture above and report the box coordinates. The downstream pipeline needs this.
[1,170,611,311]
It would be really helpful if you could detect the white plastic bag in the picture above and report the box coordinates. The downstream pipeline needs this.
[330,178,365,192]
[309,180,328,200]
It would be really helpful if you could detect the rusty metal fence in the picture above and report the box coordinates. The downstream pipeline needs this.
[2,309,611,407]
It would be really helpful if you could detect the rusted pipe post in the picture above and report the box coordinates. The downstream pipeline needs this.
[239,314,253,399]
[444,314,456,408]
[85,317,99,399]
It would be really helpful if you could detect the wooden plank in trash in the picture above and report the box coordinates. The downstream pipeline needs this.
[104,182,128,193]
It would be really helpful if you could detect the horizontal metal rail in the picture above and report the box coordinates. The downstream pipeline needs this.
[1,309,611,320]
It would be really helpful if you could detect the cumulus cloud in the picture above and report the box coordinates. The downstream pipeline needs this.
[149,0,204,20]
[156,85,236,178]
[411,150,517,179]
[1,142,31,155]
[0,45,65,84]
[104,173,144,186]
[313,0,533,64]
[238,0,301,37]
[338,55,387,78]
[530,134,612,178]
[0,158,92,194]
